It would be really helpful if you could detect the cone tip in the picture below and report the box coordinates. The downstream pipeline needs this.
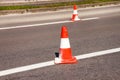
[61,26,69,38]
[74,5,77,10]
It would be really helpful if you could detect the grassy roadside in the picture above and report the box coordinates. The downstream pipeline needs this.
[0,0,120,10]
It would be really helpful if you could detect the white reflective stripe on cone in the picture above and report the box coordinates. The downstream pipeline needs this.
[73,10,78,14]
[60,38,70,48]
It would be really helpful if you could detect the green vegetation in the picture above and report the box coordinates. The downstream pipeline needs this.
[0,5,40,10]
[0,0,119,10]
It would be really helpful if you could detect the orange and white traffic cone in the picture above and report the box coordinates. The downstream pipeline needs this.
[54,26,77,64]
[71,5,80,21]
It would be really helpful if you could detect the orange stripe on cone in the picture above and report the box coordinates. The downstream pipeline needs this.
[71,5,80,21]
[54,26,77,64]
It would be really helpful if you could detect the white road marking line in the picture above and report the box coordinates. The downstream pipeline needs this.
[82,17,100,21]
[0,20,71,30]
[0,60,54,77]
[0,17,99,30]
[0,47,120,77]
[75,47,120,60]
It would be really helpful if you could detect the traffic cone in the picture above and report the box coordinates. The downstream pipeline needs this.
[54,26,77,64]
[71,5,80,21]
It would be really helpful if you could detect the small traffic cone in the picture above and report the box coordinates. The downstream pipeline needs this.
[54,26,77,64]
[71,5,80,21]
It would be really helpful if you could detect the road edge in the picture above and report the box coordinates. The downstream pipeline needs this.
[0,1,120,15]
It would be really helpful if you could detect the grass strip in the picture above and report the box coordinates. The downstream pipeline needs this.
[0,0,119,10]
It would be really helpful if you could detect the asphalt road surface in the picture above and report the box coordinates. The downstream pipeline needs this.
[0,4,120,80]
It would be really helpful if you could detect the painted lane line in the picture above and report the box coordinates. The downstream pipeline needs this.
[0,20,71,30]
[82,17,100,21]
[0,17,99,30]
[0,47,120,77]
[0,60,54,77]
[75,47,120,60]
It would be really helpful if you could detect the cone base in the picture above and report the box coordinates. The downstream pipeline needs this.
[71,17,80,21]
[71,14,80,21]
[54,57,77,64]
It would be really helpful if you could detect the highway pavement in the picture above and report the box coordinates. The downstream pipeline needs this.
[0,4,120,80]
